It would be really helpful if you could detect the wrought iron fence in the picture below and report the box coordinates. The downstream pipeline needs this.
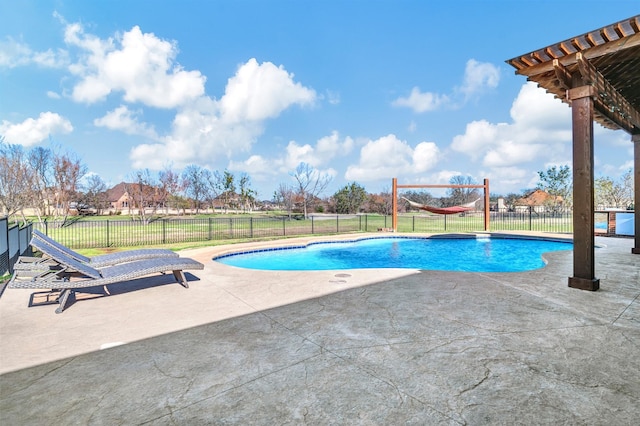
[1,217,33,277]
[30,208,575,249]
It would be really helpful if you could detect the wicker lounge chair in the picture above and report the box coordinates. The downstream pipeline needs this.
[29,229,178,268]
[8,243,204,314]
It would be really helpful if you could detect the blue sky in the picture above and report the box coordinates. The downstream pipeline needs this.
[1,1,637,200]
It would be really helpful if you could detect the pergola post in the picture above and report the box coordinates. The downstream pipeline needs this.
[633,134,640,254]
[568,85,600,291]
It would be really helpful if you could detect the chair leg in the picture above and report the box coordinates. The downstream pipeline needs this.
[173,270,189,288]
[55,289,73,314]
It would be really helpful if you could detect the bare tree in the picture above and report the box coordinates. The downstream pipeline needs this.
[27,146,53,220]
[158,167,182,214]
[401,190,436,212]
[181,164,209,214]
[51,152,87,223]
[445,175,479,207]
[292,162,332,218]
[125,169,160,222]
[274,183,296,218]
[366,190,393,215]
[0,142,31,222]
[80,174,108,215]
[204,170,224,213]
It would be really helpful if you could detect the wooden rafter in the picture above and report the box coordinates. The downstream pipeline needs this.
[576,53,640,133]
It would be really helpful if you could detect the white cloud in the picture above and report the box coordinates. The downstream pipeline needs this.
[325,90,341,105]
[393,59,499,113]
[0,36,68,69]
[220,58,316,122]
[0,112,73,146]
[451,82,572,168]
[281,132,353,170]
[65,23,206,108]
[345,134,440,181]
[458,59,500,98]
[94,105,158,139]
[228,155,275,176]
[47,91,61,99]
[130,59,317,170]
[392,87,449,113]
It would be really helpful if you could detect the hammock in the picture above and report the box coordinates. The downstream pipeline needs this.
[402,197,479,215]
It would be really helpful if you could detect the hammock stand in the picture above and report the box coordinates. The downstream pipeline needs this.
[391,178,490,231]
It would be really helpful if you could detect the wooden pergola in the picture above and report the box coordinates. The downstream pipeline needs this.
[506,15,640,291]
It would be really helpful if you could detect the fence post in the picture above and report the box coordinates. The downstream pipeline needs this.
[208,217,212,240]
[336,215,339,233]
[412,216,415,232]
[312,216,315,234]
[444,215,447,231]
[162,219,167,244]
[250,217,253,238]
[529,206,533,231]
[283,217,286,236]
[106,219,110,247]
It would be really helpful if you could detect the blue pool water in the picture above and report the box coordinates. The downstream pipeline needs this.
[215,237,573,272]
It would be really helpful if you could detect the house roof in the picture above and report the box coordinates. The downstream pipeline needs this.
[105,182,128,202]
[506,15,640,135]
[516,189,562,206]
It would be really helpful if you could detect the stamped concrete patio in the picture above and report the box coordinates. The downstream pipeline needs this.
[0,233,638,424]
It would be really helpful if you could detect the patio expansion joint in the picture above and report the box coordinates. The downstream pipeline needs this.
[611,291,640,326]
[6,356,77,394]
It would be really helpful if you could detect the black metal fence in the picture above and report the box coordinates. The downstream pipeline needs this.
[30,208,576,249]
[1,217,33,277]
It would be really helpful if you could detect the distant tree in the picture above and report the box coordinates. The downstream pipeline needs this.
[221,170,236,212]
[274,183,296,218]
[333,182,367,214]
[204,170,224,213]
[238,173,256,212]
[501,193,523,211]
[27,146,53,220]
[292,162,332,218]
[595,169,633,209]
[445,175,479,207]
[158,166,182,214]
[51,151,87,223]
[80,174,108,215]
[401,190,436,212]
[181,165,209,214]
[0,141,31,221]
[366,189,393,215]
[537,165,572,208]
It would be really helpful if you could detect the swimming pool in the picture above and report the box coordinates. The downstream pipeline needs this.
[214,236,573,272]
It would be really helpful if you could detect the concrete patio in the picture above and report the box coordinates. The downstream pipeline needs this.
[0,233,638,424]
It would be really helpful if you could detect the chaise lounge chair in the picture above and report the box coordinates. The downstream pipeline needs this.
[28,229,179,268]
[8,239,204,314]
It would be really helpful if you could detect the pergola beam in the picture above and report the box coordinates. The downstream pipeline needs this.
[511,25,640,77]
[575,53,640,133]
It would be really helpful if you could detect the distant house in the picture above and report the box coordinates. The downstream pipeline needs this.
[106,183,131,210]
[515,189,563,212]
[106,182,163,211]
